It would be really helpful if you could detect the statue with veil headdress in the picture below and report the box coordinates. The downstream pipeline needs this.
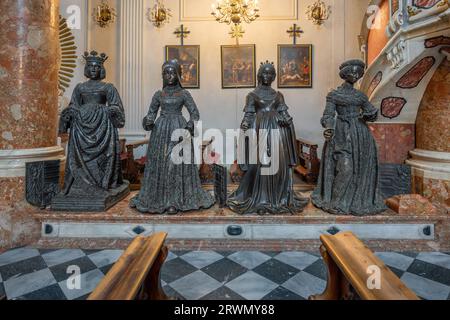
[130,60,215,215]
[227,61,309,215]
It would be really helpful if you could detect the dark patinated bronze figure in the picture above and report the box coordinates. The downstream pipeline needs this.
[227,61,309,215]
[51,51,130,211]
[311,59,387,216]
[130,59,215,215]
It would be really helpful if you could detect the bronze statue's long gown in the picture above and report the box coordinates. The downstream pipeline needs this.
[227,87,309,215]
[61,80,125,195]
[311,83,387,215]
[130,85,215,213]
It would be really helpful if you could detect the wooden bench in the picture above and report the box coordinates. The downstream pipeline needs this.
[88,232,170,300]
[309,232,420,300]
[294,138,320,184]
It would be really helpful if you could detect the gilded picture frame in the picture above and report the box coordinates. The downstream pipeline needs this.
[165,45,200,89]
[221,44,256,89]
[277,44,313,88]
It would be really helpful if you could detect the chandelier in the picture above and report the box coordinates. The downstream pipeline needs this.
[306,0,331,26]
[211,0,260,26]
[147,0,172,28]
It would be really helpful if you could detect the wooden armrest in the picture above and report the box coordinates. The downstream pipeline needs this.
[88,232,168,300]
[319,232,419,300]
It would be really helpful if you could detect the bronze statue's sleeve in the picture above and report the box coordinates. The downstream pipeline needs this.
[146,91,161,122]
[183,90,200,123]
[321,93,337,129]
[277,92,293,123]
[106,84,126,128]
[59,84,81,134]
[361,97,378,122]
[242,93,256,125]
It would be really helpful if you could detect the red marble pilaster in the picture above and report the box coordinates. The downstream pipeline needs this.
[0,0,60,150]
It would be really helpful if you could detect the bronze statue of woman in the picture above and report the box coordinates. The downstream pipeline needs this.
[227,61,309,215]
[130,60,215,214]
[311,59,387,216]
[52,51,129,211]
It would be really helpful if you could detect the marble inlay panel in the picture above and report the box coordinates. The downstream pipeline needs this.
[412,0,442,9]
[396,56,435,89]
[381,97,407,119]
[425,35,450,48]
[416,59,450,152]
[369,123,415,164]
[367,71,383,97]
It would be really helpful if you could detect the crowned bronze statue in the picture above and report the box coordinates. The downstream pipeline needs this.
[227,61,309,215]
[130,59,215,215]
[51,51,130,211]
[311,59,387,216]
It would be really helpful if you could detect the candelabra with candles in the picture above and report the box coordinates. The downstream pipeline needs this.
[147,0,172,28]
[93,0,116,28]
[306,0,331,26]
[211,0,260,25]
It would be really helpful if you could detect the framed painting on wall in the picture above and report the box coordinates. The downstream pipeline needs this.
[165,45,200,88]
[221,44,256,89]
[278,44,313,88]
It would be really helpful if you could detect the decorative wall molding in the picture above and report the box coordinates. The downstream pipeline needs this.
[386,39,407,69]
[0,146,65,178]
[387,0,405,37]
[42,221,435,240]
[180,0,298,21]
[119,0,145,136]
[407,148,450,180]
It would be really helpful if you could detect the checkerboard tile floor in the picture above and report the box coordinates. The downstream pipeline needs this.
[0,248,449,300]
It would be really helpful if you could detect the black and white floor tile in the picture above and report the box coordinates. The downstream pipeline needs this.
[0,248,449,300]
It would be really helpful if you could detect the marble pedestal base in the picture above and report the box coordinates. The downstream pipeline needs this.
[407,149,450,208]
[28,191,450,252]
[51,181,130,212]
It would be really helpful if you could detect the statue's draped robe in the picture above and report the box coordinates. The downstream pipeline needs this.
[227,88,309,215]
[61,81,125,195]
[311,83,387,215]
[130,86,215,214]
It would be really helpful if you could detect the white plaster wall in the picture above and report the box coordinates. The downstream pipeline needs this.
[59,0,88,108]
[60,0,368,156]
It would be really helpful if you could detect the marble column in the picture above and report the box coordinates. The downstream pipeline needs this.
[407,56,450,208]
[0,0,64,250]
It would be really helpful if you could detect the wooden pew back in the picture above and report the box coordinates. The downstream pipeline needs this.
[88,232,169,300]
[310,232,420,300]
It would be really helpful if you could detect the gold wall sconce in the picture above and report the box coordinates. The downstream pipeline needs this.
[147,0,172,28]
[306,0,331,26]
[93,0,117,28]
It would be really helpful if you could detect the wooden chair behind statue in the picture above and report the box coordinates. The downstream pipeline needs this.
[309,231,420,300]
[120,138,149,190]
[294,138,320,184]
[88,232,170,300]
